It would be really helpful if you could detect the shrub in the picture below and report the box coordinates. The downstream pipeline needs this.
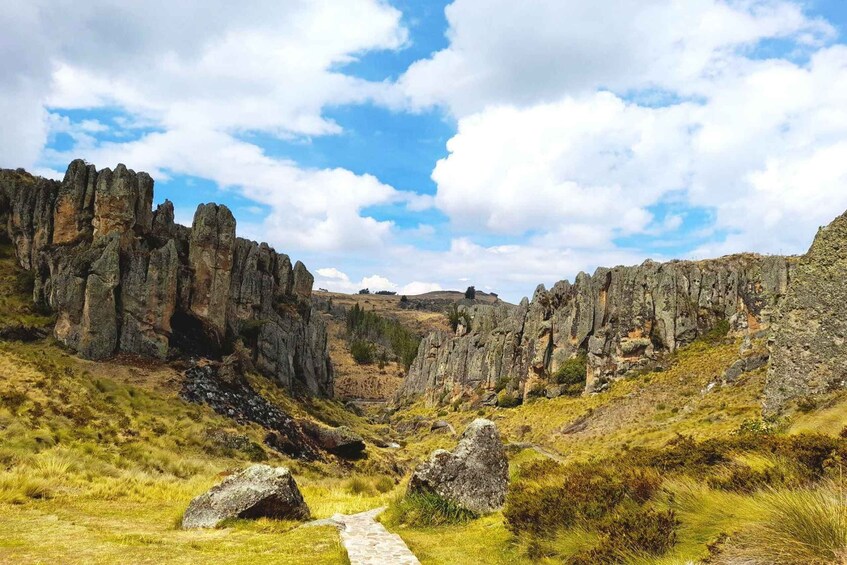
[734,417,782,436]
[464,286,476,299]
[496,390,521,408]
[593,508,679,561]
[631,435,729,475]
[797,396,819,413]
[350,340,374,364]
[552,353,587,396]
[504,483,575,535]
[504,462,662,536]
[14,270,35,296]
[702,318,731,344]
[446,304,472,333]
[374,476,395,494]
[385,492,477,527]
[494,376,511,393]
[345,303,421,369]
[706,463,783,493]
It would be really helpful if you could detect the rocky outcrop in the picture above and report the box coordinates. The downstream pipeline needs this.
[766,211,847,412]
[301,423,366,459]
[182,465,310,528]
[404,255,792,401]
[408,419,508,514]
[189,203,236,341]
[181,361,322,460]
[0,161,332,396]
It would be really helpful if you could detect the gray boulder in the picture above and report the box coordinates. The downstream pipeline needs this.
[408,419,508,514]
[302,422,365,459]
[182,465,310,528]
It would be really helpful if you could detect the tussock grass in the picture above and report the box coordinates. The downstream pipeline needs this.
[717,479,847,564]
[382,491,478,528]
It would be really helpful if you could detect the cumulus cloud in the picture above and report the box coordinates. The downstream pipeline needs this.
[2,0,411,254]
[401,0,847,289]
[399,0,834,115]
[314,267,443,296]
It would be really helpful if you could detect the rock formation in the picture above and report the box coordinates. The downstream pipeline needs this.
[0,161,332,396]
[408,419,508,514]
[403,255,793,402]
[182,464,310,528]
[766,211,847,412]
[301,422,366,459]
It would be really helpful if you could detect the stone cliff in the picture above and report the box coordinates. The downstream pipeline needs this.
[403,254,793,402]
[0,161,332,396]
[765,210,847,412]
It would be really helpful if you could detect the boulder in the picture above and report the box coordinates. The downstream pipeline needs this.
[182,465,310,528]
[302,422,365,459]
[408,419,508,514]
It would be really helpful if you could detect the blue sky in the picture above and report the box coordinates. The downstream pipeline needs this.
[3,0,847,301]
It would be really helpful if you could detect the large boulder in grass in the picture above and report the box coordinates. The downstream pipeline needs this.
[302,421,366,459]
[408,419,508,514]
[182,465,310,528]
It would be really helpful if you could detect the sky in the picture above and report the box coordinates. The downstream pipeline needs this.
[2,0,847,302]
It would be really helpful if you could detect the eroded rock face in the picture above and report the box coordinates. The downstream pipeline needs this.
[408,419,508,514]
[189,203,236,341]
[766,211,847,411]
[404,255,793,401]
[182,465,310,528]
[0,161,332,396]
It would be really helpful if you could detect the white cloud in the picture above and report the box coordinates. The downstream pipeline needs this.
[400,0,847,289]
[314,268,442,296]
[2,0,411,254]
[399,0,833,116]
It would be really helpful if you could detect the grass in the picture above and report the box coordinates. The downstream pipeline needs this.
[382,491,478,527]
[715,479,847,564]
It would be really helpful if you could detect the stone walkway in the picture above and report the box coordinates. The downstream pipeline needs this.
[304,507,420,565]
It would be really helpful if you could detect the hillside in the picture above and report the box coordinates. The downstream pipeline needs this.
[313,290,499,402]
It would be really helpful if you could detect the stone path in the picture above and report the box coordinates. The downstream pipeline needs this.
[303,507,420,565]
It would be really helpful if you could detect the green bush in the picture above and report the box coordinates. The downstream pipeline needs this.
[346,476,377,496]
[446,303,472,333]
[494,376,511,393]
[496,390,521,408]
[350,340,374,365]
[374,476,395,494]
[702,318,731,344]
[552,353,587,396]
[385,491,477,527]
